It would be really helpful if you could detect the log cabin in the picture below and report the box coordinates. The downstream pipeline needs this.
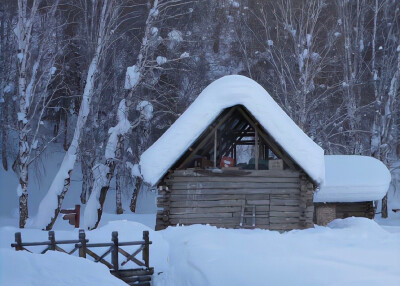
[137,75,391,231]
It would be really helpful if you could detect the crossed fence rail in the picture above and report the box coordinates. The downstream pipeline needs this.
[11,230,154,286]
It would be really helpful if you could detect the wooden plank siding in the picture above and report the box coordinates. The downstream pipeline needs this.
[156,169,315,231]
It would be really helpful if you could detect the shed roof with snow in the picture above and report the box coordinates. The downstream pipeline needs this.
[139,75,325,186]
[314,155,391,203]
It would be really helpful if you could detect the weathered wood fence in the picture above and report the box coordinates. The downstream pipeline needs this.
[11,230,154,286]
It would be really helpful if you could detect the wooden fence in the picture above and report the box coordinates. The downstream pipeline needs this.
[11,230,154,286]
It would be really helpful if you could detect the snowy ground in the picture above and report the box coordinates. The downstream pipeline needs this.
[1,214,400,286]
[1,145,399,285]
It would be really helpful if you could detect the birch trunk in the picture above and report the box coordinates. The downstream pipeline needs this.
[15,0,40,228]
[35,0,110,230]
[80,154,94,204]
[115,136,124,215]
[84,0,159,229]
[130,177,143,213]
[115,171,123,214]
[84,100,131,230]
[369,1,399,218]
[381,50,400,218]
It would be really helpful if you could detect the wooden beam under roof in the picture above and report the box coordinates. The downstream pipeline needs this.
[236,107,297,170]
[225,124,251,156]
[176,106,239,169]
[217,120,250,158]
[200,111,245,157]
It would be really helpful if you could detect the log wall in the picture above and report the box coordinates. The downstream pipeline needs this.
[156,169,315,231]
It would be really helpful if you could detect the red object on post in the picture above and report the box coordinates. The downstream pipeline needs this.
[220,156,235,168]
[60,204,80,228]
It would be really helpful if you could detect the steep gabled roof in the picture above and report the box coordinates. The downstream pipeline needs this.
[139,75,325,186]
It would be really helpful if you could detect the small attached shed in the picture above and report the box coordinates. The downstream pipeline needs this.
[313,155,391,225]
[139,75,325,231]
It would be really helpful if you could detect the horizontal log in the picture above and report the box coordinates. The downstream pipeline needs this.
[269,199,300,206]
[166,194,271,201]
[169,182,300,190]
[160,188,300,196]
[269,217,300,223]
[168,205,270,214]
[246,199,270,205]
[170,199,245,208]
[205,223,272,229]
[169,217,270,225]
[269,211,312,218]
[171,169,300,177]
[169,217,241,225]
[169,213,233,219]
[168,206,243,214]
[270,194,301,199]
[269,223,302,230]
[168,211,270,220]
[166,176,299,183]
[270,205,302,212]
[269,211,300,218]
[232,212,269,218]
[110,268,154,277]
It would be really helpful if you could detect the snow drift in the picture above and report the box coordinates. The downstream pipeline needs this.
[0,249,127,286]
[1,218,399,286]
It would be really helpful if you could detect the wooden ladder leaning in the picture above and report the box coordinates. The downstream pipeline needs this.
[240,201,256,228]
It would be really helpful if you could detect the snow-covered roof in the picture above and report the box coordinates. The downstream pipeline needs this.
[139,75,325,186]
[314,155,391,203]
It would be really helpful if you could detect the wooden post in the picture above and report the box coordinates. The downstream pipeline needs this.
[75,205,81,228]
[142,231,150,268]
[14,232,23,251]
[233,143,237,164]
[111,231,119,272]
[48,231,56,251]
[78,229,86,258]
[255,128,259,170]
[213,129,217,168]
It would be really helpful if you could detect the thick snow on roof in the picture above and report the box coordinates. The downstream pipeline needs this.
[314,155,391,203]
[140,75,325,186]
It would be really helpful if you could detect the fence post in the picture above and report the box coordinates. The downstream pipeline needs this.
[75,205,81,228]
[78,229,86,258]
[48,231,56,251]
[14,232,23,251]
[142,231,149,268]
[111,231,119,272]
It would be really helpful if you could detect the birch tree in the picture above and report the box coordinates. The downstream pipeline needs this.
[369,0,400,217]
[83,0,193,229]
[35,0,122,230]
[83,0,161,229]
[14,0,61,228]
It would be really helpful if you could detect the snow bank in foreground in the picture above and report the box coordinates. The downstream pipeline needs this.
[0,249,126,286]
[140,75,325,186]
[1,218,399,286]
[314,155,391,202]
[155,218,400,286]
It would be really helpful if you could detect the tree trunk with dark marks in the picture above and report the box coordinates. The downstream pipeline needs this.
[130,177,142,213]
